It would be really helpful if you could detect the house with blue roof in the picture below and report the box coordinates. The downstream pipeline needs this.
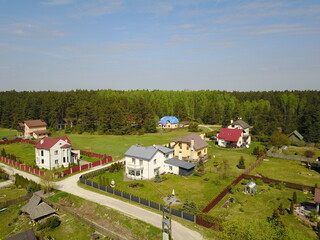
[124,144,195,180]
[158,116,180,129]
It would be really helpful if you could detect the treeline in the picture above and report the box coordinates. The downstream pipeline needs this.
[0,90,319,142]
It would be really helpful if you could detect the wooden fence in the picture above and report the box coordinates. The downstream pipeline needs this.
[0,156,45,176]
[197,154,266,228]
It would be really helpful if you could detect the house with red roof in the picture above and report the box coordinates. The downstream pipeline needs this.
[35,136,80,170]
[217,128,245,148]
[18,120,49,139]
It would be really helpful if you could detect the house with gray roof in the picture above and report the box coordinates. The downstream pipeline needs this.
[21,195,56,221]
[124,144,195,179]
[228,118,250,136]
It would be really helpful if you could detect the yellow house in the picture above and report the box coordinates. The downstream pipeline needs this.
[173,133,209,161]
[18,120,49,139]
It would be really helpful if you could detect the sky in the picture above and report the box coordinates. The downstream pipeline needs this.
[0,0,319,91]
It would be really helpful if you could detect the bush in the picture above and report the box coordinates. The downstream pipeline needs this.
[237,156,246,169]
[188,122,199,132]
[45,216,61,229]
[255,179,264,185]
[304,150,315,158]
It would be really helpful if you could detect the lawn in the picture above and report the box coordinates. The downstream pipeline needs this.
[52,128,199,160]
[0,142,36,167]
[48,191,162,239]
[88,143,260,211]
[0,128,18,140]
[251,157,320,186]
[0,186,27,202]
[283,146,320,158]
[207,180,317,239]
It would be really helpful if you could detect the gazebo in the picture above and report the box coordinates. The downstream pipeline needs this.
[244,181,257,195]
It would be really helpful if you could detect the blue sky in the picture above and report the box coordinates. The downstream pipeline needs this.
[0,0,319,91]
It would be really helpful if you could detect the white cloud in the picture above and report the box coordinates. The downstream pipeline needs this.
[42,0,74,6]
[248,24,317,35]
[72,0,123,17]
[5,23,66,38]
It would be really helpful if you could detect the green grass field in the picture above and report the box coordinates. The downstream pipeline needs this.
[0,187,27,202]
[0,128,18,140]
[251,157,320,186]
[0,143,36,166]
[52,128,199,160]
[208,181,317,239]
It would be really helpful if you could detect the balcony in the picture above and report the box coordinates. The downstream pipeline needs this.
[127,163,144,170]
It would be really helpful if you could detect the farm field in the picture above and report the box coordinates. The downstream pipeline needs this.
[207,180,317,239]
[251,157,320,186]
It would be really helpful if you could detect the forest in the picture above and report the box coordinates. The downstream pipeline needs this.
[0,90,319,142]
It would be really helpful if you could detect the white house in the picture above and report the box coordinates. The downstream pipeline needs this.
[217,128,245,148]
[124,144,195,180]
[35,136,80,170]
[228,118,250,136]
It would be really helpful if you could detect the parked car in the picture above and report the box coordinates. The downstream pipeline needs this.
[13,137,22,140]
[2,137,8,141]
[209,136,217,141]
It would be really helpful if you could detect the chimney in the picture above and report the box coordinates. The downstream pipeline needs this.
[190,139,195,149]
[200,133,205,140]
[230,119,233,124]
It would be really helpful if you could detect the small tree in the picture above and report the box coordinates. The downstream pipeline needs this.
[278,203,285,215]
[41,172,55,193]
[1,148,6,157]
[188,122,199,132]
[197,158,204,172]
[45,216,61,229]
[304,150,315,158]
[237,156,246,169]
[154,171,161,183]
[290,201,294,215]
[292,192,297,204]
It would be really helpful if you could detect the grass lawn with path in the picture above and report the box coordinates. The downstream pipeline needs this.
[283,146,320,158]
[251,157,320,186]
[207,180,317,239]
[88,142,261,211]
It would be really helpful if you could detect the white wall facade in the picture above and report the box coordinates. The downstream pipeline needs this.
[164,164,179,175]
[126,151,174,180]
[35,139,74,170]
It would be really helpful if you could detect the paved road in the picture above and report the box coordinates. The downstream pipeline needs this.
[0,179,13,188]
[0,163,203,240]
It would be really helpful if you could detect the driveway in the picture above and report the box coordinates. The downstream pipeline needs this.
[0,163,203,240]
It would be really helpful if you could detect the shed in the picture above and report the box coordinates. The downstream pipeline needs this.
[21,195,56,221]
[288,130,304,142]
[164,158,195,176]
[5,229,37,240]
[244,181,257,195]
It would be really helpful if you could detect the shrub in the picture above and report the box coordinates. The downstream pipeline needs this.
[45,216,61,229]
[237,156,246,169]
[255,179,264,185]
[304,150,315,158]
[188,122,199,132]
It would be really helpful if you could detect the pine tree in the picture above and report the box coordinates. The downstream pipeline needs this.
[292,192,297,204]
[290,201,294,215]
[237,156,246,169]
[278,203,285,215]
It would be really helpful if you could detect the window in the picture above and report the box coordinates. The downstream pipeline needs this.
[55,160,58,165]
[41,150,44,157]
[140,160,143,165]
[197,152,201,156]
[187,145,189,150]
[63,157,66,163]
[169,166,173,171]
[129,170,134,175]
[154,168,159,175]
[54,150,58,155]
[136,171,140,176]
[179,143,182,149]
[41,159,44,164]
[132,158,136,164]
[154,159,157,165]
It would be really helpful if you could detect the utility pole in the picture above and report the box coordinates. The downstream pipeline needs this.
[162,203,172,240]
